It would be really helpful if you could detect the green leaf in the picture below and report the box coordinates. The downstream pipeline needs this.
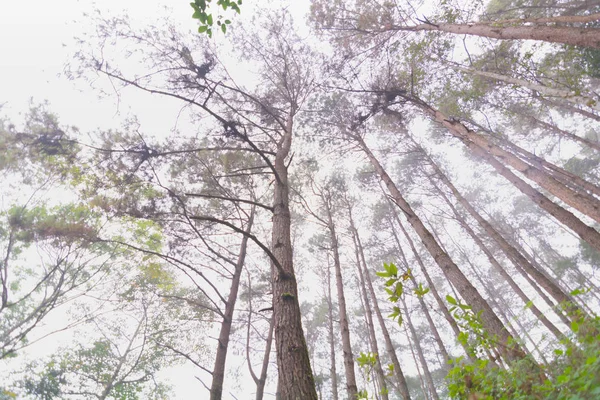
[376,271,390,278]
[446,295,457,305]
[394,282,403,297]
[554,349,564,356]
[221,24,227,34]
[571,320,580,333]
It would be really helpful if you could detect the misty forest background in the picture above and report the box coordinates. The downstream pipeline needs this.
[1,0,600,399]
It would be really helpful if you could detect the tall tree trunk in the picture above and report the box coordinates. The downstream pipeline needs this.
[395,21,600,48]
[348,206,412,400]
[404,322,429,399]
[349,224,390,400]
[494,103,600,152]
[389,218,451,365]
[498,138,600,198]
[211,208,254,400]
[400,296,440,400]
[272,113,317,400]
[452,64,600,113]
[465,117,600,198]
[255,318,275,400]
[413,103,600,252]
[430,108,600,224]
[324,201,359,399]
[326,261,339,400]
[355,135,527,362]
[386,205,476,362]
[428,176,567,341]
[423,149,586,325]
[541,97,600,122]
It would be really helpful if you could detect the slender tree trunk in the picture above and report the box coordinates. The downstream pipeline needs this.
[404,322,429,399]
[452,64,600,112]
[211,209,254,400]
[397,21,600,48]
[388,218,451,365]
[428,107,600,224]
[541,97,600,122]
[272,113,317,400]
[355,252,389,400]
[401,296,440,400]
[499,139,600,198]
[355,135,527,361]
[326,262,339,400]
[423,149,586,324]
[350,227,390,400]
[429,177,567,341]
[256,318,275,400]
[498,105,600,152]
[414,106,600,252]
[99,313,145,400]
[386,194,477,362]
[324,202,358,399]
[348,206,412,400]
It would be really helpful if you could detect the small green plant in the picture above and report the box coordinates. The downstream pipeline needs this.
[445,296,600,400]
[190,0,241,36]
[376,262,411,326]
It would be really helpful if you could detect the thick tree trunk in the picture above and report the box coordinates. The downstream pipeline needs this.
[356,136,527,361]
[422,145,592,324]
[401,296,440,400]
[404,22,600,48]
[272,114,317,400]
[211,209,254,400]
[326,262,339,400]
[499,139,600,198]
[348,207,412,400]
[324,203,358,399]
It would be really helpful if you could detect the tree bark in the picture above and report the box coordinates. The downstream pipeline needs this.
[397,22,600,48]
[452,64,600,113]
[425,106,600,224]
[211,209,254,400]
[423,150,586,324]
[414,103,600,252]
[272,113,318,400]
[348,206,412,400]
[325,261,339,400]
[355,135,527,362]
[401,296,440,400]
[388,218,451,366]
[429,176,567,341]
[386,205,477,362]
[323,199,359,399]
[349,225,390,399]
